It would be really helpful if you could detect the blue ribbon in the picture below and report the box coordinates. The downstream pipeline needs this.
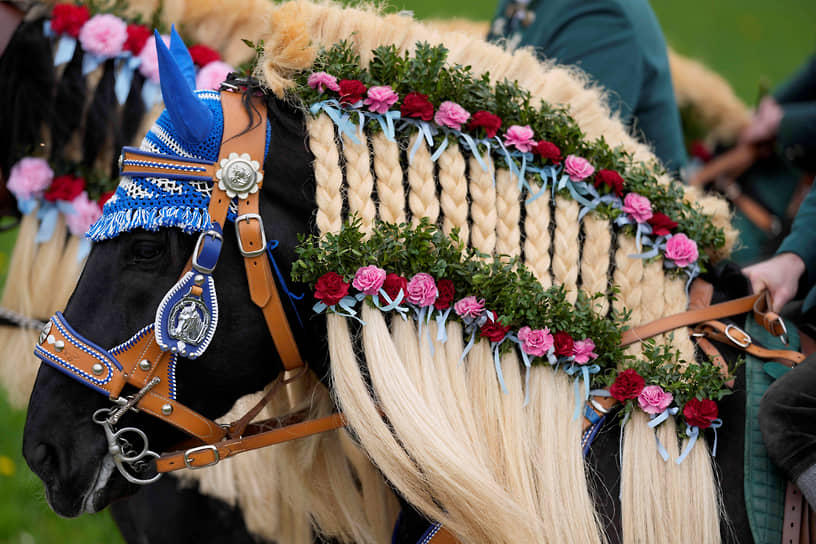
[310,100,361,145]
[336,295,365,324]
[76,237,92,262]
[53,36,77,66]
[36,204,60,243]
[648,407,680,461]
[458,132,489,172]
[435,307,452,343]
[265,240,305,327]
[525,165,558,204]
[401,120,435,163]
[115,56,141,105]
[492,337,510,394]
[566,363,600,420]
[676,424,700,464]
[494,136,523,187]
[565,179,598,210]
[709,418,722,457]
[17,198,37,216]
[507,333,533,406]
[459,325,478,366]
[82,53,105,76]
[43,20,53,37]
[373,287,408,316]
[629,235,667,260]
[370,110,401,141]
[141,80,162,110]
[430,135,449,162]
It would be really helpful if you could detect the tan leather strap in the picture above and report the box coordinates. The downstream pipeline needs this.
[426,527,460,544]
[783,481,804,544]
[693,321,806,367]
[581,393,619,432]
[120,148,216,181]
[694,335,735,388]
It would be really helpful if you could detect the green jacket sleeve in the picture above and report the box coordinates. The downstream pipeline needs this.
[777,181,816,287]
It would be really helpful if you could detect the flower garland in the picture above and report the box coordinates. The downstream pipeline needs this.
[293,219,735,460]
[46,2,235,109]
[290,41,726,281]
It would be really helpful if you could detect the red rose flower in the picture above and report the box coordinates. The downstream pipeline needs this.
[467,110,502,138]
[51,3,91,38]
[647,212,678,237]
[609,368,645,401]
[99,191,115,206]
[314,271,349,306]
[593,169,625,197]
[400,92,434,121]
[434,279,455,310]
[124,24,151,55]
[382,273,407,302]
[188,44,221,67]
[480,320,511,343]
[683,398,718,429]
[338,79,367,105]
[553,331,574,357]
[532,140,562,164]
[43,175,85,202]
[689,140,713,163]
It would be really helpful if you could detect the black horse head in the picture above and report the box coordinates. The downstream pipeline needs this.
[22,34,324,517]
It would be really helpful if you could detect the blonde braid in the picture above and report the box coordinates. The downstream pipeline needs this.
[495,168,521,257]
[308,115,343,233]
[407,132,438,224]
[468,156,496,254]
[342,132,376,234]
[523,186,552,288]
[371,132,406,224]
[437,142,469,240]
[579,214,611,314]
[613,236,645,358]
[551,196,580,303]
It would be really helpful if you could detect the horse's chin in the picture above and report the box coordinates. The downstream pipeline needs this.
[46,456,132,518]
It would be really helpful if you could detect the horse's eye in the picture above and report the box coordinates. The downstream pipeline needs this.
[131,240,163,261]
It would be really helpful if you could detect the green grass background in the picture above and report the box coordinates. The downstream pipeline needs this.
[1,1,815,543]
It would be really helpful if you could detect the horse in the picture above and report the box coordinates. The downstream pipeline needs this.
[23,2,784,543]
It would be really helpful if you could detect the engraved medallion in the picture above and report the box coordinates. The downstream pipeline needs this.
[167,297,210,346]
[216,152,263,199]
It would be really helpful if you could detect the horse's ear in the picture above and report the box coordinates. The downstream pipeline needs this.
[169,25,196,90]
[155,29,213,146]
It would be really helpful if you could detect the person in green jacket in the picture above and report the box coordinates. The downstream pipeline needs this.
[487,0,687,173]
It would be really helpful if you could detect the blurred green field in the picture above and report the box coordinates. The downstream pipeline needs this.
[2,1,815,543]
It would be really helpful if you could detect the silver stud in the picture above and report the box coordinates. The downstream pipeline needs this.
[39,321,52,345]
[54,340,65,352]
[193,274,205,285]
[91,363,104,376]
[138,359,151,371]
[161,404,173,416]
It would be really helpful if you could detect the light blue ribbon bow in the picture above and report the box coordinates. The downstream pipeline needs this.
[566,363,601,420]
[370,110,401,141]
[53,35,77,66]
[648,407,680,461]
[310,100,362,145]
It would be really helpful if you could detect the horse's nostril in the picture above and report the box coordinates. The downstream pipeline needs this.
[27,442,57,475]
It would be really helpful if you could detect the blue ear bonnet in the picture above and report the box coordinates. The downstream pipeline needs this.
[87,91,271,242]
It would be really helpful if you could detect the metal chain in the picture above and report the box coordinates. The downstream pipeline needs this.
[0,306,46,330]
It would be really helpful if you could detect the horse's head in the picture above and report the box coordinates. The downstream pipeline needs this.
[22,29,319,517]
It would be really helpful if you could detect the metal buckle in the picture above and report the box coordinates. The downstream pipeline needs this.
[724,324,751,348]
[192,229,223,274]
[773,316,789,345]
[234,213,267,257]
[184,445,220,469]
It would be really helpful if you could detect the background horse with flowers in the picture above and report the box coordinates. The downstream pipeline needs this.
[21,2,786,544]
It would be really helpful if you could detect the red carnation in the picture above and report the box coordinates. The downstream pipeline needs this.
[683,398,718,429]
[314,271,349,306]
[51,3,90,38]
[609,368,645,401]
[594,169,625,197]
[647,212,678,237]
[189,44,221,67]
[124,24,151,55]
[44,175,85,202]
[400,92,434,121]
[338,79,367,105]
[434,279,455,310]
[467,110,502,138]
[553,331,574,357]
[382,273,407,302]
[480,320,511,343]
[99,191,116,206]
[689,140,713,163]
[532,140,562,164]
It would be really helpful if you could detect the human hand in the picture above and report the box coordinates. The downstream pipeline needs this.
[739,96,784,145]
[742,252,806,312]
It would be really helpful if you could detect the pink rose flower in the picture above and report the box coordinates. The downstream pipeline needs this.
[78,14,128,58]
[503,125,536,153]
[564,155,595,182]
[637,385,674,415]
[364,85,399,114]
[405,273,438,307]
[434,101,470,130]
[352,265,387,296]
[7,157,53,201]
[65,191,102,236]
[195,61,234,90]
[665,233,699,268]
[138,35,170,82]
[572,338,599,364]
[454,296,485,319]
[517,326,553,357]
[621,193,653,224]
[307,71,340,93]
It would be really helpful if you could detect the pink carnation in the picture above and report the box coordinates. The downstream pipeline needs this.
[503,125,536,153]
[405,273,438,307]
[665,233,699,267]
[195,61,234,90]
[7,157,53,201]
[621,193,653,223]
[364,85,399,114]
[78,14,128,58]
[138,35,170,82]
[352,265,386,296]
[307,71,340,93]
[434,101,470,130]
[572,338,598,364]
[637,385,673,415]
[517,326,553,357]
[564,155,595,182]
[453,296,485,319]
[65,191,102,236]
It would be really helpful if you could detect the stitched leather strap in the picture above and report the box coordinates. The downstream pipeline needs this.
[425,527,460,544]
[783,481,804,544]
[693,321,806,366]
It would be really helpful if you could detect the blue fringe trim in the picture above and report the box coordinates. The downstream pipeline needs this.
[87,206,213,241]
